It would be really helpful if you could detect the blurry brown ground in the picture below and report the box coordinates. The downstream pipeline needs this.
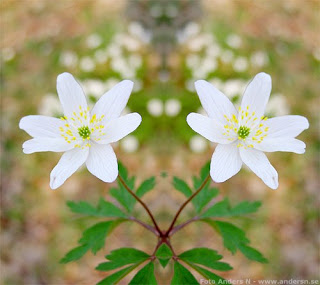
[1,0,319,284]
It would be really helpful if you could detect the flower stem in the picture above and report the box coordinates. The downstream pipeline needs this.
[165,174,210,236]
[118,175,162,236]
[128,216,159,235]
[169,216,200,236]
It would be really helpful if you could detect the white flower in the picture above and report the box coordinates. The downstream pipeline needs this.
[187,73,309,189]
[20,73,141,189]
[147,99,163,117]
[164,99,181,117]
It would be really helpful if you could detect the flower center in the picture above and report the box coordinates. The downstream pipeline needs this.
[78,126,91,140]
[237,125,250,139]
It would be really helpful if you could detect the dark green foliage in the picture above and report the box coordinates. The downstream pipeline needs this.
[201,198,261,218]
[171,262,199,285]
[178,248,232,271]
[129,262,157,285]
[97,264,139,285]
[136,177,156,198]
[155,243,173,268]
[173,177,193,197]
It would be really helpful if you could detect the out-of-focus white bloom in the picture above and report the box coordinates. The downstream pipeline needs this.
[186,79,196,92]
[220,50,234,64]
[177,22,200,43]
[165,5,178,18]
[189,135,207,153]
[38,94,62,117]
[312,48,320,61]
[206,44,221,57]
[116,34,141,52]
[187,73,309,189]
[147,99,163,117]
[128,22,151,43]
[2,47,15,61]
[186,54,201,69]
[120,135,139,153]
[251,51,269,67]
[266,93,290,116]
[94,49,108,64]
[60,51,78,68]
[111,57,135,78]
[82,79,105,99]
[128,54,142,69]
[192,57,217,79]
[105,78,120,91]
[80,56,95,72]
[233,57,248,72]
[209,78,223,91]
[188,34,213,52]
[132,79,142,92]
[223,79,246,98]
[86,34,102,49]
[165,99,181,117]
[107,43,122,58]
[226,34,242,49]
[20,73,141,189]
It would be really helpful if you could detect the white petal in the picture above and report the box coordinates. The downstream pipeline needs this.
[240,73,271,121]
[86,143,118,183]
[19,115,64,138]
[50,148,89,189]
[264,115,309,138]
[94,113,141,144]
[91,80,134,122]
[240,148,278,189]
[22,138,73,154]
[210,143,242,183]
[254,138,306,154]
[194,80,237,124]
[56,73,88,119]
[187,113,236,144]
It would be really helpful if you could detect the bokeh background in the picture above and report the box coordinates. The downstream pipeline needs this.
[1,0,319,284]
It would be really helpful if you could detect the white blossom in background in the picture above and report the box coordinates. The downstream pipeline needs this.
[233,56,248,72]
[220,50,234,64]
[82,79,105,99]
[226,34,242,49]
[177,22,200,43]
[38,94,62,117]
[312,48,320,61]
[186,79,196,92]
[187,72,308,189]
[186,54,201,69]
[94,49,108,64]
[60,51,78,68]
[223,79,246,99]
[187,34,213,52]
[147,99,163,117]
[20,73,141,189]
[86,34,102,49]
[251,51,269,67]
[79,56,95,72]
[105,78,120,91]
[132,79,142,93]
[189,135,207,153]
[2,47,15,61]
[120,135,139,153]
[206,44,221,57]
[128,22,151,44]
[266,93,290,116]
[165,99,181,117]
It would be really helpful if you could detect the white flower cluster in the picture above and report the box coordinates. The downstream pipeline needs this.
[146,99,181,117]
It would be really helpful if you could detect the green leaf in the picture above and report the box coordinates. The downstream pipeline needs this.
[110,185,136,213]
[200,161,210,181]
[97,264,138,285]
[97,199,127,218]
[96,247,150,271]
[201,199,230,218]
[136,177,156,198]
[79,220,123,254]
[192,186,219,213]
[67,200,99,216]
[188,263,230,285]
[229,201,262,216]
[201,199,261,218]
[60,244,90,264]
[172,177,192,197]
[129,262,157,285]
[155,244,173,268]
[238,244,268,263]
[171,262,199,285]
[214,221,268,263]
[178,248,232,271]
[118,161,129,181]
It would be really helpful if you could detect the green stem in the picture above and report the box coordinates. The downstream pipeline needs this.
[165,174,210,236]
[118,175,162,236]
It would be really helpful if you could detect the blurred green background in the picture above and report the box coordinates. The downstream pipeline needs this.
[1,0,319,284]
